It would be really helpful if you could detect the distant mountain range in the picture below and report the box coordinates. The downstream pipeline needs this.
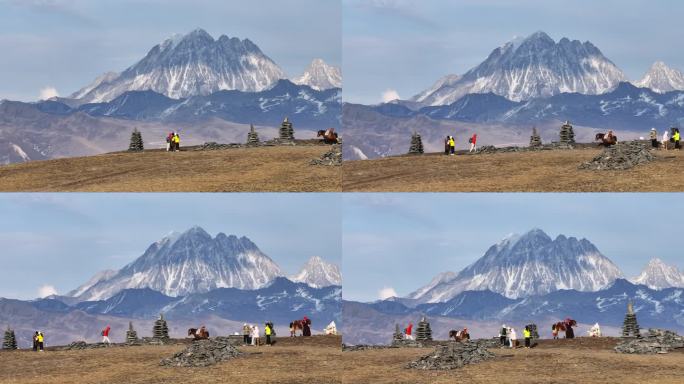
[345,31,684,160]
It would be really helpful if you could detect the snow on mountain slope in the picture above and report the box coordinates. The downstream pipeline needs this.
[69,72,120,100]
[293,59,341,90]
[66,269,118,297]
[411,229,624,303]
[75,29,286,103]
[634,61,684,93]
[631,258,684,290]
[291,256,341,288]
[413,31,626,105]
[72,226,283,301]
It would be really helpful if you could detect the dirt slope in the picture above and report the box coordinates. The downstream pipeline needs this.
[0,145,340,192]
[343,149,684,192]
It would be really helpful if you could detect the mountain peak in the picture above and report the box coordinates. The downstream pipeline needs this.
[634,61,684,93]
[290,256,341,288]
[293,58,341,91]
[631,258,684,290]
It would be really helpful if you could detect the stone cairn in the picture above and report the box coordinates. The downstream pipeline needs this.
[407,340,495,370]
[2,326,17,350]
[615,329,684,354]
[529,127,542,148]
[621,301,641,338]
[246,124,260,146]
[128,128,144,151]
[153,314,170,340]
[126,321,139,344]
[392,324,404,343]
[578,141,654,171]
[408,132,424,154]
[160,338,243,367]
[559,121,575,147]
[415,316,432,341]
[279,117,295,141]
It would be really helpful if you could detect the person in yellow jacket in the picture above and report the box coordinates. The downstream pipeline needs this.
[173,133,180,152]
[449,136,455,155]
[523,326,531,348]
[674,128,681,150]
[37,331,44,352]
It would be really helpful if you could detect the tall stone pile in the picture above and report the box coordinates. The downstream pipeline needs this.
[392,324,404,343]
[407,341,495,370]
[160,338,243,367]
[153,314,170,340]
[529,127,542,147]
[408,132,424,154]
[2,326,17,350]
[279,117,295,141]
[247,124,260,145]
[126,322,139,344]
[579,141,654,170]
[615,329,684,354]
[415,317,432,341]
[621,301,641,338]
[128,128,144,151]
[559,121,575,146]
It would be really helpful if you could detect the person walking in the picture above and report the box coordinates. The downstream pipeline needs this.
[469,133,477,153]
[265,322,272,346]
[37,332,44,352]
[674,128,681,150]
[523,326,531,348]
[405,322,414,340]
[509,327,517,348]
[101,325,111,344]
[499,324,507,347]
[243,323,251,345]
[649,128,658,148]
[663,129,670,150]
[449,136,456,155]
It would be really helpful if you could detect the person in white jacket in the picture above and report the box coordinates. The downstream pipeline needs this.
[509,327,517,348]
[252,325,260,347]
[663,130,670,150]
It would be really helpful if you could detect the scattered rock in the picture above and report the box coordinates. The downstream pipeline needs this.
[60,341,113,350]
[195,142,244,150]
[160,338,243,367]
[407,341,495,370]
[615,329,684,354]
[310,144,341,166]
[392,339,425,348]
[578,141,654,170]
[342,344,398,352]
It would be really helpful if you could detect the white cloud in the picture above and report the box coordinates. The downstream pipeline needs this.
[378,286,398,300]
[39,86,59,100]
[381,89,400,102]
[37,284,57,298]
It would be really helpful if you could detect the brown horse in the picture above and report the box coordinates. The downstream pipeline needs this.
[188,326,209,340]
[317,129,339,144]
[595,132,617,146]
[552,318,577,339]
[448,329,470,342]
[290,320,303,337]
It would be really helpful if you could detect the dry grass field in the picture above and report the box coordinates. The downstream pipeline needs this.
[0,145,340,192]
[340,338,684,384]
[343,149,684,192]
[0,335,342,384]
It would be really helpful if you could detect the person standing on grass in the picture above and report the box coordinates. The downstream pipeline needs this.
[509,327,517,348]
[449,136,455,155]
[523,326,531,348]
[444,136,450,155]
[469,133,478,153]
[166,132,174,151]
[101,325,111,344]
[173,133,181,151]
[650,128,658,148]
[674,128,681,150]
[252,325,260,347]
[499,325,507,347]
[37,331,44,352]
[32,331,38,351]
[663,129,670,150]
[265,322,272,346]
[243,323,251,345]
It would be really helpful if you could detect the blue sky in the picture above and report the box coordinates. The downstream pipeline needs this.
[343,0,684,104]
[0,193,341,300]
[343,193,684,302]
[0,0,341,101]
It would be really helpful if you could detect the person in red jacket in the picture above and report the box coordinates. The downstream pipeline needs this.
[405,322,414,340]
[469,133,478,153]
[101,325,111,344]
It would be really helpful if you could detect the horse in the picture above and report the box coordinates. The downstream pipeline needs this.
[290,320,303,337]
[317,129,339,144]
[448,329,470,342]
[188,326,209,340]
[595,132,617,146]
[552,318,577,339]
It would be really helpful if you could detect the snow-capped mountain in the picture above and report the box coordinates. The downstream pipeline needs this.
[631,258,684,290]
[72,226,283,301]
[291,256,341,288]
[66,269,118,297]
[293,59,342,90]
[70,72,119,100]
[634,61,684,93]
[413,31,626,105]
[410,229,624,303]
[74,28,286,103]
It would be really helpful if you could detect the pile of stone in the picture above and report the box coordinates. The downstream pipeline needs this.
[279,117,295,141]
[579,141,655,170]
[342,344,397,352]
[195,142,244,151]
[160,338,243,367]
[60,341,111,350]
[415,317,432,341]
[559,121,575,147]
[152,314,170,341]
[621,301,641,338]
[615,329,684,354]
[310,144,341,166]
[408,132,424,154]
[530,127,542,147]
[126,322,139,345]
[392,324,404,343]
[2,326,17,350]
[407,341,495,370]
[128,128,144,151]
[247,124,260,145]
